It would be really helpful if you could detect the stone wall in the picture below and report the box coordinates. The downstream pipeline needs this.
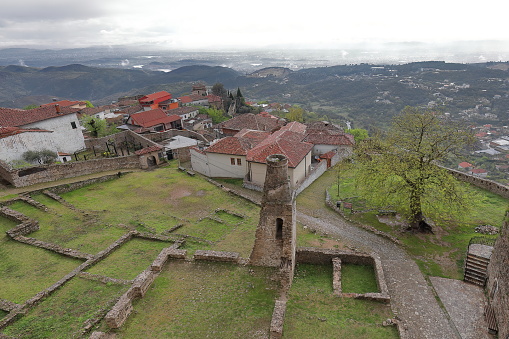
[1,156,140,188]
[445,167,509,198]
[296,247,374,266]
[193,250,240,263]
[486,213,509,338]
[295,160,327,196]
[84,130,157,154]
[142,129,209,144]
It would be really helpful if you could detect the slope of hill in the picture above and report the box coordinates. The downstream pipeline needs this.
[1,61,509,128]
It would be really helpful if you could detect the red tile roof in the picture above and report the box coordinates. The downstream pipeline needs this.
[139,91,172,104]
[128,109,181,128]
[0,105,80,127]
[206,130,269,156]
[247,130,313,168]
[458,162,473,168]
[179,94,207,104]
[40,100,85,107]
[135,145,162,155]
[303,130,354,146]
[0,127,52,139]
[217,113,285,132]
[470,168,487,174]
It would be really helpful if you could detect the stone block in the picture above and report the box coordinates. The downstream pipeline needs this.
[105,294,133,329]
[193,250,239,263]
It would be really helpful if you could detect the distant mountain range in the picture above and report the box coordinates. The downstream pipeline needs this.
[1,60,509,129]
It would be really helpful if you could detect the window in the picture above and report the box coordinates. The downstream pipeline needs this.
[237,158,242,166]
[231,158,235,165]
[276,218,283,239]
[70,121,77,129]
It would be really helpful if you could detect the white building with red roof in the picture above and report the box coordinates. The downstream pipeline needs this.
[190,129,269,178]
[0,104,85,164]
[245,129,313,189]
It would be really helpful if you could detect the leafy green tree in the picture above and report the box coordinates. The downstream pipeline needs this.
[84,100,94,108]
[23,104,38,110]
[81,115,108,138]
[22,149,57,164]
[199,107,228,124]
[285,106,305,122]
[346,128,369,143]
[354,106,475,232]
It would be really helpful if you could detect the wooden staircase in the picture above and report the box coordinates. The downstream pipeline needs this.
[464,253,490,286]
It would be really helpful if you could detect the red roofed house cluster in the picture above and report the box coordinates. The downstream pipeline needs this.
[191,115,354,190]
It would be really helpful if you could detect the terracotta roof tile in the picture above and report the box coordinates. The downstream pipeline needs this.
[217,113,285,132]
[247,130,313,167]
[0,127,52,139]
[0,105,80,127]
[139,91,171,103]
[135,145,162,155]
[128,108,181,128]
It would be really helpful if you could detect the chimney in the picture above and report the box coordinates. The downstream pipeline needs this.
[55,104,61,114]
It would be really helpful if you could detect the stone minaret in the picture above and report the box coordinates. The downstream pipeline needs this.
[250,154,296,287]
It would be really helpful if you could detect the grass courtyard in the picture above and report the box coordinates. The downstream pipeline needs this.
[0,163,395,338]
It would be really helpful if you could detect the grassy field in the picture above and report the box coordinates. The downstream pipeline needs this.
[106,261,278,338]
[0,164,395,338]
[0,215,82,304]
[3,278,128,338]
[328,169,507,279]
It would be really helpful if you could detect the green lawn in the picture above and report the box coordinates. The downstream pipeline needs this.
[0,216,81,304]
[85,238,170,280]
[106,261,278,338]
[3,278,127,338]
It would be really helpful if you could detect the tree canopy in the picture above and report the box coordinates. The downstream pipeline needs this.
[354,106,476,232]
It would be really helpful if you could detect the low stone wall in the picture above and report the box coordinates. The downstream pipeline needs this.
[487,213,509,338]
[332,258,342,295]
[193,250,240,263]
[296,247,374,266]
[269,299,287,339]
[104,294,133,329]
[445,167,509,199]
[1,156,140,188]
[142,129,208,144]
[1,206,40,238]
[104,244,185,330]
[11,235,93,260]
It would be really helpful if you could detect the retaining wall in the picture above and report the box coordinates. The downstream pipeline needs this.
[0,156,140,188]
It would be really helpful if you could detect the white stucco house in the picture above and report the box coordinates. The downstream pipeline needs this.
[190,129,269,178]
[0,104,86,164]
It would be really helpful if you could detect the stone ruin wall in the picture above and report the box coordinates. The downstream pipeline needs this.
[445,167,509,199]
[0,156,140,188]
[487,213,509,338]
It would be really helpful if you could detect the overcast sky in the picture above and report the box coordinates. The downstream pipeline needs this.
[1,0,507,49]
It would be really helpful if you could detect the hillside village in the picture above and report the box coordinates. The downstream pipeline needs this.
[0,84,355,191]
[3,80,509,187]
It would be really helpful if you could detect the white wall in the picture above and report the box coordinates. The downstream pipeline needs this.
[22,113,85,153]
[0,131,57,163]
[190,149,246,178]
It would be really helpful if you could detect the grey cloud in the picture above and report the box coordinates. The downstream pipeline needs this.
[0,0,109,22]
